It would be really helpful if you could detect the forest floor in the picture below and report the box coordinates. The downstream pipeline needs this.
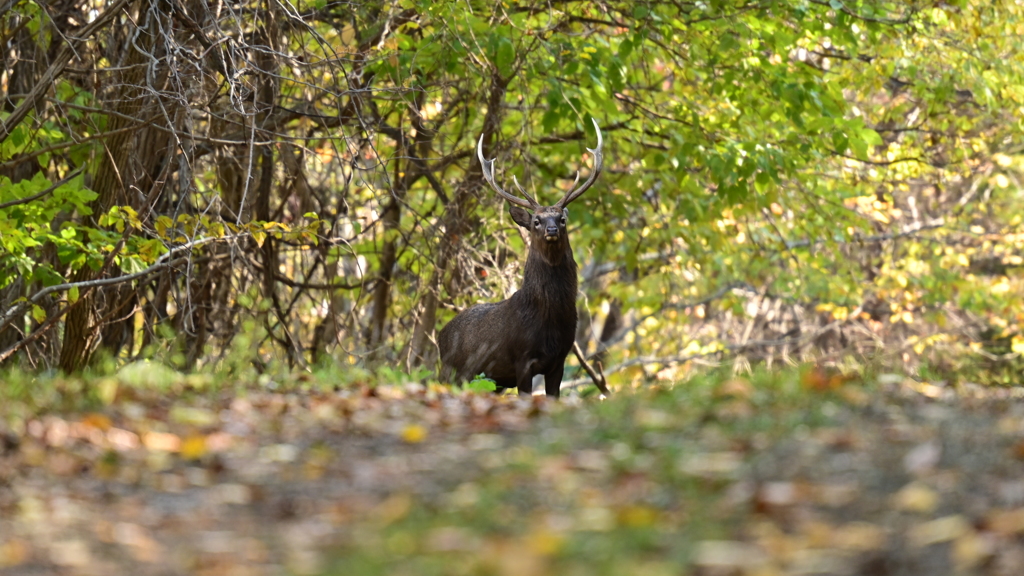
[2,366,1024,576]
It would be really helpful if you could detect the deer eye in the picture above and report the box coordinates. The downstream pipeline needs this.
[560,217,566,226]
[534,220,541,228]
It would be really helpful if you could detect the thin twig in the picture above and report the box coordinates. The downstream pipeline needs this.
[0,0,131,143]
[571,340,610,397]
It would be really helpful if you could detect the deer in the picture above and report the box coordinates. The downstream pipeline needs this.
[437,119,604,398]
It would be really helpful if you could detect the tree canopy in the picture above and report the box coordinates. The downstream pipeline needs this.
[2,0,1023,383]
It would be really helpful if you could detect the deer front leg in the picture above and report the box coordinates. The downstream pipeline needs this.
[544,364,564,398]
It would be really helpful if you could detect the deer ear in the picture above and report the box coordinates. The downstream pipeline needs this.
[509,205,532,228]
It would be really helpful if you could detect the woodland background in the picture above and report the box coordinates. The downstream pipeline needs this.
[3,0,1024,385]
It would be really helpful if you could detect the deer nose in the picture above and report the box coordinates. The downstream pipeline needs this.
[545,225,558,236]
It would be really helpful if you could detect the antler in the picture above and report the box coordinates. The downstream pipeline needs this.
[556,118,604,209]
[477,136,540,210]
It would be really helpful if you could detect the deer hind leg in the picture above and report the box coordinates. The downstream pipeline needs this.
[516,359,539,397]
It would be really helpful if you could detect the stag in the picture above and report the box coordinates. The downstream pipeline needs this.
[438,119,604,397]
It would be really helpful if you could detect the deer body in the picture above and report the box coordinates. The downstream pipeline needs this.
[438,119,603,397]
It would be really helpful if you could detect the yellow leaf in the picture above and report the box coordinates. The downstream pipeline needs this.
[155,215,173,238]
[401,423,427,443]
[893,481,939,513]
[526,528,565,556]
[1012,335,1024,354]
[180,434,207,460]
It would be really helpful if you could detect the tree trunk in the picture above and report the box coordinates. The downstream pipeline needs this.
[59,4,179,372]
[408,72,509,367]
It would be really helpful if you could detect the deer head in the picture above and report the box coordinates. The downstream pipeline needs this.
[477,119,604,264]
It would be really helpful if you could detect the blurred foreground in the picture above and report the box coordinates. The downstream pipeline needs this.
[2,368,1024,575]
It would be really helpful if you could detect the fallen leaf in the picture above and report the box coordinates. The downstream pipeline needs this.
[143,431,181,452]
[893,481,939,514]
[692,540,768,568]
[0,539,31,567]
[909,515,970,547]
[987,508,1024,534]
[833,522,886,551]
[179,434,207,460]
[953,531,994,571]
[401,423,427,443]
[49,540,92,567]
[81,413,112,431]
[375,493,412,526]
[261,443,299,463]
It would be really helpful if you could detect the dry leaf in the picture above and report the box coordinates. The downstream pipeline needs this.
[909,515,970,547]
[893,481,939,514]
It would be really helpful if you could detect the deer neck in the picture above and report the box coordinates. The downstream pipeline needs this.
[519,242,578,315]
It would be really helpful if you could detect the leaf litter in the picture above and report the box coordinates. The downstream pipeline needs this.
[1,372,1024,575]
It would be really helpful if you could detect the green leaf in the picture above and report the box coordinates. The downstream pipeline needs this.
[466,374,497,393]
[860,127,883,146]
[122,256,147,274]
[618,38,634,59]
[495,37,514,77]
[32,265,64,287]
